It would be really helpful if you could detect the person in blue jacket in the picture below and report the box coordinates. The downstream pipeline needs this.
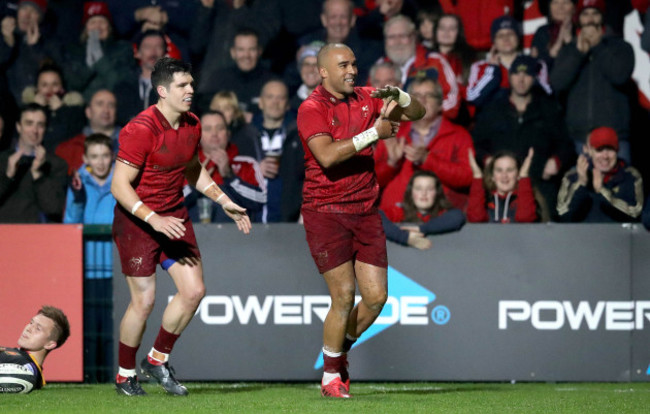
[63,132,115,383]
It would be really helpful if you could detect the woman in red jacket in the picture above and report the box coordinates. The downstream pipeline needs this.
[467,148,542,223]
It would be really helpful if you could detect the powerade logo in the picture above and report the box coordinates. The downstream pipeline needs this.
[499,300,650,330]
[179,267,448,327]
[313,266,447,370]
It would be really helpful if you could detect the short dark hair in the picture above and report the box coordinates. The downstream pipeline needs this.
[19,103,48,124]
[151,57,192,91]
[136,29,167,50]
[38,306,70,349]
[232,28,260,47]
[84,133,113,153]
[36,62,64,88]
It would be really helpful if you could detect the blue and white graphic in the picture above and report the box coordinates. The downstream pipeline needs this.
[314,265,442,369]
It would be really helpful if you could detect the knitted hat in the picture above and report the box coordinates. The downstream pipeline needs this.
[589,127,618,151]
[576,0,606,16]
[298,42,323,67]
[82,1,112,26]
[490,15,521,41]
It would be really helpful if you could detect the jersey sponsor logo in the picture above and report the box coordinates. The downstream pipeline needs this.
[499,300,650,330]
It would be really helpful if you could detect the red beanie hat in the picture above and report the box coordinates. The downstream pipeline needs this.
[82,1,112,26]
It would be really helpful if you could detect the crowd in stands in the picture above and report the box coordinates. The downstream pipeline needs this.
[1,0,649,232]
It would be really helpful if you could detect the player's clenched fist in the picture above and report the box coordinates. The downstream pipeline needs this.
[373,117,400,140]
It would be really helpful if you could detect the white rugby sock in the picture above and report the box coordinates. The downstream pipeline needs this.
[322,371,341,385]
[118,367,136,378]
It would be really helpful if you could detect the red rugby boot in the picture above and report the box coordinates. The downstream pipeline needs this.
[321,377,352,398]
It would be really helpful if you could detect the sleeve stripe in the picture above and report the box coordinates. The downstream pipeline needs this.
[305,132,332,143]
[467,65,494,101]
[116,156,142,169]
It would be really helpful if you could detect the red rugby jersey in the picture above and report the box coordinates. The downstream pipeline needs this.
[116,105,201,211]
[297,85,384,214]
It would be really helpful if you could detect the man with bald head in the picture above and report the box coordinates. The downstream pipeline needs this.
[299,0,383,88]
[297,43,424,398]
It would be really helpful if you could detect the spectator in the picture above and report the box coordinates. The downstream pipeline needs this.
[113,29,166,126]
[557,127,643,222]
[0,306,70,393]
[62,133,115,383]
[62,1,135,102]
[381,170,465,250]
[375,74,473,211]
[208,90,259,155]
[21,63,85,153]
[531,0,575,70]
[299,0,383,87]
[191,0,280,96]
[0,103,67,223]
[355,0,420,41]
[433,13,476,87]
[288,42,323,114]
[369,61,403,89]
[196,28,274,117]
[549,0,634,163]
[241,79,304,222]
[106,0,196,60]
[467,15,551,110]
[471,55,574,218]
[467,148,542,223]
[56,89,120,175]
[416,8,436,50]
[377,14,460,119]
[0,0,63,103]
[186,110,266,223]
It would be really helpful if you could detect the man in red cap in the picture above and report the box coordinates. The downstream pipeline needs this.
[550,0,634,164]
[557,126,643,222]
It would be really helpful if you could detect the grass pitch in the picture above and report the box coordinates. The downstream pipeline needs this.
[2,382,650,413]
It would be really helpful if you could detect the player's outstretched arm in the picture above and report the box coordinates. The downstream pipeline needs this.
[111,160,187,239]
[189,155,252,234]
[308,116,399,169]
[371,85,426,122]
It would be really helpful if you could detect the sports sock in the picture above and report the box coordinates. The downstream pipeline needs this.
[116,368,137,383]
[322,348,344,385]
[150,326,180,365]
[147,348,168,366]
[322,371,341,386]
[118,341,139,370]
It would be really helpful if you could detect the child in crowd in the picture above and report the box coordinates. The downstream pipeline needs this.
[63,133,115,382]
[467,148,542,223]
[381,170,466,250]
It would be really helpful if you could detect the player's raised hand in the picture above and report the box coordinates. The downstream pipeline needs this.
[371,85,402,102]
[222,201,251,234]
[149,215,186,239]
